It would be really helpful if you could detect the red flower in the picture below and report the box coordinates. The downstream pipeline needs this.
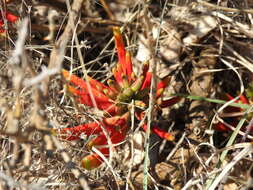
[214,93,249,132]
[58,27,180,169]
[0,12,18,33]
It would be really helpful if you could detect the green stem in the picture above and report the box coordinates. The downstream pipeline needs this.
[174,93,251,109]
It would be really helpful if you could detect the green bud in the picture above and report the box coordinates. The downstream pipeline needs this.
[131,76,144,92]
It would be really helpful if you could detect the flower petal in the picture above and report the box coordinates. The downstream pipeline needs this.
[125,51,134,82]
[113,27,127,75]
[58,113,129,141]
[156,76,171,98]
[87,125,128,149]
[6,12,18,23]
[141,72,152,90]
[62,69,115,95]
[239,94,249,104]
[66,85,117,114]
[58,122,101,141]
[103,112,129,127]
[213,122,230,132]
[0,12,18,33]
[81,148,109,170]
[158,97,181,108]
[112,64,123,87]
[142,124,175,141]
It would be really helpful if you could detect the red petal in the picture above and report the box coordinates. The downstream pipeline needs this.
[81,148,109,170]
[225,93,235,101]
[239,94,249,104]
[0,12,18,33]
[113,27,127,76]
[87,125,127,149]
[104,112,129,127]
[125,51,133,82]
[224,93,248,112]
[81,124,127,169]
[213,122,230,132]
[142,62,149,77]
[87,75,117,94]
[59,113,129,141]
[63,70,115,94]
[63,70,117,114]
[156,76,171,98]
[59,122,101,141]
[67,85,117,114]
[112,65,123,87]
[141,72,152,90]
[142,124,174,141]
[6,12,18,23]
[107,79,120,93]
[159,97,181,108]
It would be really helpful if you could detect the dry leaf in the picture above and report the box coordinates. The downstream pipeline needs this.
[183,15,217,45]
[123,132,145,167]
[158,22,182,63]
[136,34,151,62]
[223,183,238,190]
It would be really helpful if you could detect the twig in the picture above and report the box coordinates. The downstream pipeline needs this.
[209,143,253,190]
[6,18,33,168]
[165,132,186,162]
[197,0,253,14]
[51,136,90,190]
[142,2,158,189]
[126,100,137,190]
[99,0,115,20]
[241,117,253,142]
[211,11,253,39]
[205,106,253,189]
[44,0,83,96]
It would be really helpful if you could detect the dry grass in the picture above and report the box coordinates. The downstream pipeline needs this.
[1,0,253,189]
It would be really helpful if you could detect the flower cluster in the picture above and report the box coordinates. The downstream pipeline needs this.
[59,27,180,170]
